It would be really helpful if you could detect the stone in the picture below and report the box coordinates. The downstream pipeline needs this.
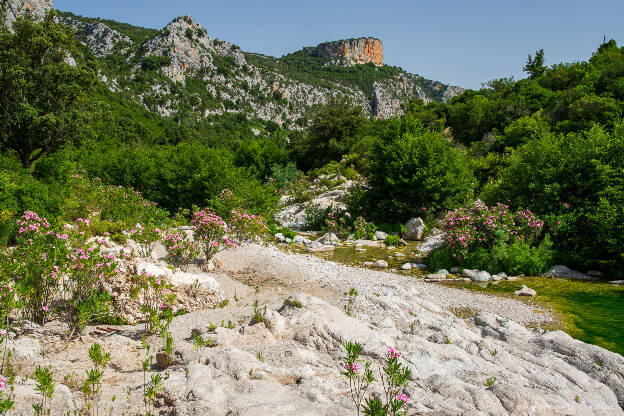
[514,285,537,297]
[293,235,309,245]
[398,239,408,246]
[400,263,412,270]
[492,272,507,281]
[404,217,426,240]
[587,270,603,278]
[411,263,427,270]
[475,271,491,282]
[307,244,335,253]
[170,272,219,292]
[462,269,478,279]
[374,231,387,240]
[374,260,389,268]
[609,280,624,285]
[316,233,340,245]
[418,233,445,254]
[450,267,459,274]
[274,233,286,242]
[545,265,593,280]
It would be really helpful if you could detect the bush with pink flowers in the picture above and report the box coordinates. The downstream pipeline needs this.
[229,209,267,242]
[1,211,122,335]
[191,209,237,261]
[431,200,553,274]
[162,230,201,270]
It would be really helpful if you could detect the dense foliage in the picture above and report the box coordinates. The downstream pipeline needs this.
[0,12,623,277]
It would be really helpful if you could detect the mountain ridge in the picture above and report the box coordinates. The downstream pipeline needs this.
[4,0,465,128]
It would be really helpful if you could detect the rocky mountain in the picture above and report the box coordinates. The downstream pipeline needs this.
[4,0,464,128]
[1,0,51,29]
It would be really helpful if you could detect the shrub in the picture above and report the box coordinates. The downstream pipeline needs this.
[441,200,545,260]
[270,162,297,189]
[229,209,268,242]
[352,216,376,240]
[191,209,236,261]
[162,230,201,270]
[491,236,553,275]
[365,120,475,222]
[384,235,401,246]
[482,123,624,274]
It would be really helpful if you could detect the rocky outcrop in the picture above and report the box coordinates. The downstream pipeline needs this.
[2,0,52,29]
[61,17,131,57]
[312,37,383,66]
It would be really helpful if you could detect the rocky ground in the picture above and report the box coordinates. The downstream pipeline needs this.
[5,242,624,415]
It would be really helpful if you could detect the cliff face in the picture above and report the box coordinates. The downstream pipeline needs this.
[2,0,52,29]
[314,37,383,66]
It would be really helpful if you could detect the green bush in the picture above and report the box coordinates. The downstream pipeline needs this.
[491,236,553,276]
[482,123,624,274]
[384,235,401,246]
[363,119,475,222]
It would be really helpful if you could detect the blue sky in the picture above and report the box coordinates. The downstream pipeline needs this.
[54,0,624,89]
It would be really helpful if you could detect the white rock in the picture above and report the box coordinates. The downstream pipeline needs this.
[374,260,389,268]
[404,217,426,240]
[514,285,536,297]
[374,231,387,240]
[492,272,507,281]
[418,233,445,255]
[170,272,219,292]
[401,263,412,270]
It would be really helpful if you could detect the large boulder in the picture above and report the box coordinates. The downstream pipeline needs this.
[514,285,537,297]
[418,233,445,255]
[404,217,426,240]
[546,265,593,280]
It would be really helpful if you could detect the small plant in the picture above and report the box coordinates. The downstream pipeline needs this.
[207,322,217,332]
[81,343,111,415]
[490,349,498,357]
[234,291,239,302]
[384,235,401,246]
[342,341,375,416]
[248,368,254,377]
[575,395,581,403]
[162,230,201,271]
[250,300,264,324]
[144,373,164,415]
[444,336,452,344]
[352,217,376,240]
[225,321,235,329]
[192,333,215,352]
[129,223,162,257]
[343,288,358,317]
[486,376,497,387]
[33,366,55,416]
[0,373,14,414]
[256,351,264,363]
[292,299,303,308]
[255,285,260,294]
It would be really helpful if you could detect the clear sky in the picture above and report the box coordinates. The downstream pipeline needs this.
[53,0,624,89]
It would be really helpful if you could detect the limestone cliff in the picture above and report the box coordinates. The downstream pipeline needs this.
[1,0,52,29]
[312,37,383,66]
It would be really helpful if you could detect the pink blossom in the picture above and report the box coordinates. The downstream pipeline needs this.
[388,346,400,359]
[344,363,360,373]
[396,394,409,404]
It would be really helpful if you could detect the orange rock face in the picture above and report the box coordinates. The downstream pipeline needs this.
[315,37,383,66]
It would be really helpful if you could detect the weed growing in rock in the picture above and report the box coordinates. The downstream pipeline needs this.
[342,341,375,416]
[256,351,264,363]
[444,336,452,344]
[81,343,111,415]
[145,373,164,415]
[33,366,54,416]
[486,376,497,387]
[192,333,215,353]
[0,371,14,413]
[218,299,229,308]
[344,288,358,317]
[250,300,265,324]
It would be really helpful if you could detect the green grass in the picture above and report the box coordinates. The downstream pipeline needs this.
[452,277,624,356]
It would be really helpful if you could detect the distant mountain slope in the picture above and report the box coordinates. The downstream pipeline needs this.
[4,0,464,129]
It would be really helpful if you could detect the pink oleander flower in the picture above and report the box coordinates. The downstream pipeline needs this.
[344,362,360,373]
[0,375,6,391]
[388,346,400,359]
[42,305,49,312]
[0,329,6,336]
[396,394,409,404]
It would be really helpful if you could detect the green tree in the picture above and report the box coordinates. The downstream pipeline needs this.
[302,96,367,169]
[523,49,546,79]
[364,118,475,222]
[0,13,99,168]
